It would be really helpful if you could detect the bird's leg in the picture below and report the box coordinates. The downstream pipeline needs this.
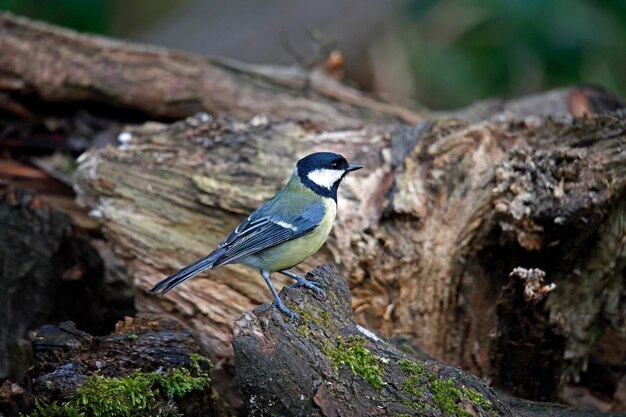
[260,270,298,320]
[280,270,326,298]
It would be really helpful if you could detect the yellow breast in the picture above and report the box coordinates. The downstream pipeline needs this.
[258,197,336,272]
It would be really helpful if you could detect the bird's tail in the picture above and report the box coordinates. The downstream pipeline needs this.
[149,247,226,295]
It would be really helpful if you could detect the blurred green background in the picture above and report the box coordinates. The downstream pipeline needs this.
[2,0,625,109]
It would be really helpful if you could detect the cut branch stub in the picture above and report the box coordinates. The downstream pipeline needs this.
[232,265,512,417]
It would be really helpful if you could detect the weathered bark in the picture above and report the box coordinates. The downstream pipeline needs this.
[232,265,626,417]
[0,13,423,129]
[0,317,219,417]
[232,265,512,416]
[73,109,626,408]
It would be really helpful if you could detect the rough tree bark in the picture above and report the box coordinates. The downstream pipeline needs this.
[2,12,625,413]
[233,265,512,417]
[233,265,625,417]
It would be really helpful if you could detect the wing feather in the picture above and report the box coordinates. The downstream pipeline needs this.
[213,202,325,266]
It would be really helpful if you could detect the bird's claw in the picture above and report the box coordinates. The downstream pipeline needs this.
[288,278,326,298]
[272,299,299,320]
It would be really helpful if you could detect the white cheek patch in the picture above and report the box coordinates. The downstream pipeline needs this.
[307,169,344,189]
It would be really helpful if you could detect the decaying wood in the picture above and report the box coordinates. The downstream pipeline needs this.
[0,317,218,416]
[232,265,512,416]
[0,13,423,129]
[74,108,626,406]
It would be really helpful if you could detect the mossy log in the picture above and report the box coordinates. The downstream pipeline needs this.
[232,265,512,417]
[0,317,219,417]
[232,265,626,417]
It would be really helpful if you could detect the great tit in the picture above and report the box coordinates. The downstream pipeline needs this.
[149,152,363,319]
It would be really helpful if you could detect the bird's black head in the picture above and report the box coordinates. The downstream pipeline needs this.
[295,152,363,200]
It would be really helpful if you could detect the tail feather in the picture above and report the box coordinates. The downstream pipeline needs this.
[149,248,225,295]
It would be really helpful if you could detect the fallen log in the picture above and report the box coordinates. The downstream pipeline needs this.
[0,13,423,129]
[232,265,512,417]
[232,265,626,417]
[1,14,623,129]
[74,108,626,405]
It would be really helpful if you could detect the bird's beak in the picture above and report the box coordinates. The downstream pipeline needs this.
[347,163,364,172]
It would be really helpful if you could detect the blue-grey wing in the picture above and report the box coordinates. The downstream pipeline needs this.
[213,201,325,266]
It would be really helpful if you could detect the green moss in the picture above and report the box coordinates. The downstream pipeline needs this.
[430,379,469,415]
[294,322,311,337]
[287,302,333,338]
[74,371,156,416]
[398,359,434,412]
[318,310,331,326]
[323,336,386,389]
[189,353,212,377]
[398,358,492,417]
[460,385,493,410]
[24,354,212,417]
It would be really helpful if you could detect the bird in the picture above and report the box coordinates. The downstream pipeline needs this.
[149,152,363,319]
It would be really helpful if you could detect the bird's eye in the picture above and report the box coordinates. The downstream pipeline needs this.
[331,162,339,169]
